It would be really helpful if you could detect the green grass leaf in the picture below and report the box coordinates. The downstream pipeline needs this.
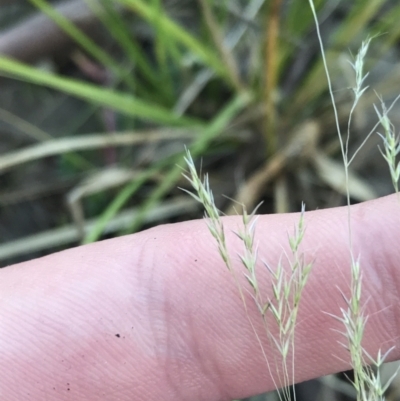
[0,56,198,127]
[114,0,232,84]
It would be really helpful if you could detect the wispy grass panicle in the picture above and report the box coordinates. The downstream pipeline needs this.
[264,204,313,398]
[349,38,371,105]
[334,259,399,401]
[375,100,400,194]
[235,204,262,299]
[181,148,231,269]
[331,256,369,401]
[346,38,372,162]
[182,148,312,401]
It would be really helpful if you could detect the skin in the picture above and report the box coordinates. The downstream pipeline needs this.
[1,194,400,400]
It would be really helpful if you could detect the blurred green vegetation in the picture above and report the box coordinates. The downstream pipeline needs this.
[1,0,399,262]
[2,0,399,239]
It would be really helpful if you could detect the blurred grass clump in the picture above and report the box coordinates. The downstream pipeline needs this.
[0,3,398,277]
[1,0,400,399]
[0,0,399,279]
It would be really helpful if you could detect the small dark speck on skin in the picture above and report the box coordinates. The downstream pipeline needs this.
[115,334,120,338]
[195,259,197,262]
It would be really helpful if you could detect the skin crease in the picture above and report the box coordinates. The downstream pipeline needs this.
[0,194,400,400]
